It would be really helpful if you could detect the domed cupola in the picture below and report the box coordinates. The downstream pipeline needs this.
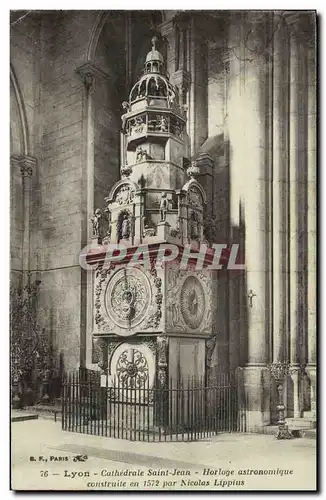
[128,36,179,112]
[145,36,164,73]
[119,35,190,180]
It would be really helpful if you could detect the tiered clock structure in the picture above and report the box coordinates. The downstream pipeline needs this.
[89,37,216,398]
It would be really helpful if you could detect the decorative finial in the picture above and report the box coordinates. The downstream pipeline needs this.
[151,36,158,50]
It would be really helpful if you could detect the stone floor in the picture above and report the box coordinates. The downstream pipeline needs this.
[11,419,317,491]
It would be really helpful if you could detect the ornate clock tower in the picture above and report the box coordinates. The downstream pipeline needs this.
[89,37,216,392]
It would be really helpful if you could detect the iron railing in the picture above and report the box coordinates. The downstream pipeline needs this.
[62,369,246,441]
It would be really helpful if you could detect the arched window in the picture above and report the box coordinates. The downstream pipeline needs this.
[139,80,146,98]
[130,84,139,102]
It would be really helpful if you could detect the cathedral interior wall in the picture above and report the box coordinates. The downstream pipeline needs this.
[10,10,316,427]
[10,13,41,279]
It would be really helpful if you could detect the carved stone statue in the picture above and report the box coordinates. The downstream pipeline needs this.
[103,226,111,244]
[158,115,168,132]
[136,146,150,163]
[122,214,131,239]
[159,192,168,221]
[90,208,103,239]
[102,207,112,244]
[168,88,175,106]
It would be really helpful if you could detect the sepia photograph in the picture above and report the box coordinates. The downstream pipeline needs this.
[9,8,317,491]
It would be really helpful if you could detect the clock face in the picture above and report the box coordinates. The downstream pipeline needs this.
[180,276,205,329]
[105,267,151,330]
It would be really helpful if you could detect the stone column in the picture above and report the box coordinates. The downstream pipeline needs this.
[76,64,95,369]
[272,17,289,364]
[231,12,271,430]
[11,155,36,285]
[188,17,208,155]
[76,63,96,241]
[227,12,244,375]
[76,62,112,368]
[170,16,191,105]
[287,16,308,418]
[133,189,144,245]
[289,23,303,367]
[242,22,269,368]
[306,18,316,420]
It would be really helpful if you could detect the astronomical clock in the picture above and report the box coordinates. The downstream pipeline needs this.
[89,37,216,391]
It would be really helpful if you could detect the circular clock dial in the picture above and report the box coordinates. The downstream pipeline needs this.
[180,276,205,329]
[105,267,151,330]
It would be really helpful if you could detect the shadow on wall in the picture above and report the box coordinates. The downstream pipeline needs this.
[198,135,248,378]
[199,134,289,429]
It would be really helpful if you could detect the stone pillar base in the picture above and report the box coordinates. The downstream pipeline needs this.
[237,365,271,432]
[157,221,171,240]
[306,364,316,422]
[288,365,302,418]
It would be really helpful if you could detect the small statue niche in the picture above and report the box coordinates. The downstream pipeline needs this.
[139,80,146,98]
[122,215,131,239]
[157,115,168,132]
[190,211,200,240]
[148,77,159,96]
[117,211,132,241]
[103,207,112,244]
[148,115,168,133]
[158,80,167,97]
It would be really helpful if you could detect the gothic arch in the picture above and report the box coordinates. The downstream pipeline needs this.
[86,11,110,63]
[10,64,29,156]
[182,178,207,204]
